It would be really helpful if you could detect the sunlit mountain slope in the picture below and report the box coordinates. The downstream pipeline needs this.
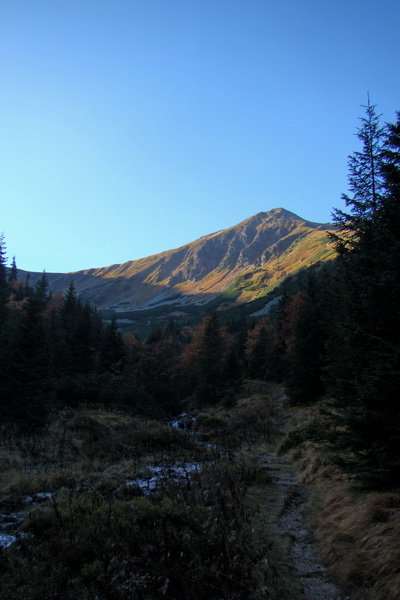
[24,208,336,310]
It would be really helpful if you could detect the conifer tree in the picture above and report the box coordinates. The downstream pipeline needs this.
[60,281,83,374]
[62,282,78,319]
[7,271,52,425]
[245,319,273,381]
[285,274,326,404]
[331,97,385,253]
[195,312,226,405]
[325,108,400,488]
[223,344,242,387]
[101,316,126,373]
[267,290,290,382]
[8,255,18,284]
[131,338,181,415]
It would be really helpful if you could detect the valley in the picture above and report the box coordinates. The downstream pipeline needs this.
[2,129,399,597]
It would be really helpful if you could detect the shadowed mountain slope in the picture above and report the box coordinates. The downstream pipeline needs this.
[23,208,336,310]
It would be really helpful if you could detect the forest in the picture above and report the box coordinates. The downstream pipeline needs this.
[0,103,399,599]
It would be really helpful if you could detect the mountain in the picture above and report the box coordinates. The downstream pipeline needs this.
[23,208,335,313]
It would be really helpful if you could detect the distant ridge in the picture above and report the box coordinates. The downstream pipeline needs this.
[22,208,335,310]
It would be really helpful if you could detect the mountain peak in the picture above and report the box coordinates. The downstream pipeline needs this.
[257,207,297,218]
[24,209,335,311]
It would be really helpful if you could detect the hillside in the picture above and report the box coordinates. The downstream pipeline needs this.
[22,208,335,311]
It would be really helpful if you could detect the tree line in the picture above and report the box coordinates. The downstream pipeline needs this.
[1,101,399,490]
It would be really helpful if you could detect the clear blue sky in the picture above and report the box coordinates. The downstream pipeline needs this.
[1,0,399,273]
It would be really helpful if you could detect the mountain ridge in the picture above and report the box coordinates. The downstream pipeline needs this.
[22,208,335,311]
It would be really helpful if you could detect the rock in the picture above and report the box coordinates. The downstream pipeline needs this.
[33,492,53,502]
[0,533,16,549]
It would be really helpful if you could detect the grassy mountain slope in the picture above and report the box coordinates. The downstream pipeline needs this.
[23,208,335,314]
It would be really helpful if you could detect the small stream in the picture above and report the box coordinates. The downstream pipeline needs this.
[0,493,52,549]
[0,511,24,548]
[124,412,209,492]
[125,462,201,492]
[1,413,203,549]
[168,412,197,431]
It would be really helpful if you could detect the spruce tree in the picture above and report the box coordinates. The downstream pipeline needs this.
[101,316,126,373]
[8,271,52,426]
[8,255,18,284]
[245,320,273,381]
[60,281,82,374]
[195,312,226,405]
[325,108,400,488]
[331,97,385,253]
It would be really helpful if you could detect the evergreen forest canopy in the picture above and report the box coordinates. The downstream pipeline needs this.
[1,102,399,490]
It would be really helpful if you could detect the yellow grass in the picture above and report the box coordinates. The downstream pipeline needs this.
[280,406,400,600]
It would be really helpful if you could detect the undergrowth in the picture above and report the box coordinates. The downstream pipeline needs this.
[0,391,278,599]
[0,459,269,600]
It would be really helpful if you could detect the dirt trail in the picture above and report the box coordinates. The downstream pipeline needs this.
[253,387,351,600]
[259,451,350,600]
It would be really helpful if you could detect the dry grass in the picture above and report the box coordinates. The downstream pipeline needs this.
[0,402,281,600]
[311,483,400,599]
[0,408,212,509]
[280,406,400,600]
[195,381,278,448]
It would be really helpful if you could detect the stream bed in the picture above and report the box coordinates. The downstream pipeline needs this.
[1,413,204,549]
[125,462,201,492]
